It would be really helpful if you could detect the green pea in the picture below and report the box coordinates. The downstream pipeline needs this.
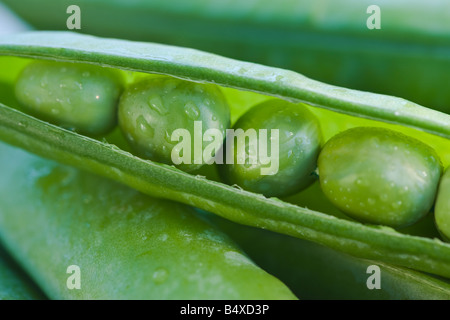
[435,168,450,241]
[219,99,322,198]
[318,127,442,228]
[15,60,123,135]
[118,76,230,172]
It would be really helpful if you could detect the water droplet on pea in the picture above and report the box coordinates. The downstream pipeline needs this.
[184,102,200,120]
[148,94,168,115]
[164,130,174,144]
[136,115,154,137]
[163,80,177,93]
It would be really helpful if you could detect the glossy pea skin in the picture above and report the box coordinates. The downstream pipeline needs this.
[118,76,230,172]
[318,127,442,228]
[435,168,450,241]
[15,60,123,135]
[219,99,322,198]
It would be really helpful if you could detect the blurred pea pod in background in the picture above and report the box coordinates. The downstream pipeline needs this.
[2,0,450,113]
[201,210,450,300]
[0,142,297,300]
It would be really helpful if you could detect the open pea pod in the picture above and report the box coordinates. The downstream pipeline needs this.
[1,31,450,279]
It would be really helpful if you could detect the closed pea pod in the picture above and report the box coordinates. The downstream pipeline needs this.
[15,60,123,135]
[202,210,450,300]
[0,142,296,300]
[318,127,442,228]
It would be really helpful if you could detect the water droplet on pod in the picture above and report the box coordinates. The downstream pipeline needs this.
[152,268,169,284]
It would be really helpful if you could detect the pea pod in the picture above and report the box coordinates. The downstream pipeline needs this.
[1,31,450,279]
[0,142,296,300]
[3,0,450,113]
[0,246,45,300]
[202,210,450,300]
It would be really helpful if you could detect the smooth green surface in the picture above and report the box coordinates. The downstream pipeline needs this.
[3,0,450,113]
[15,60,123,135]
[1,32,450,142]
[118,76,230,172]
[319,127,442,228]
[0,142,296,300]
[435,169,450,241]
[219,99,322,197]
[1,32,450,279]
[0,246,45,300]
[203,211,450,300]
